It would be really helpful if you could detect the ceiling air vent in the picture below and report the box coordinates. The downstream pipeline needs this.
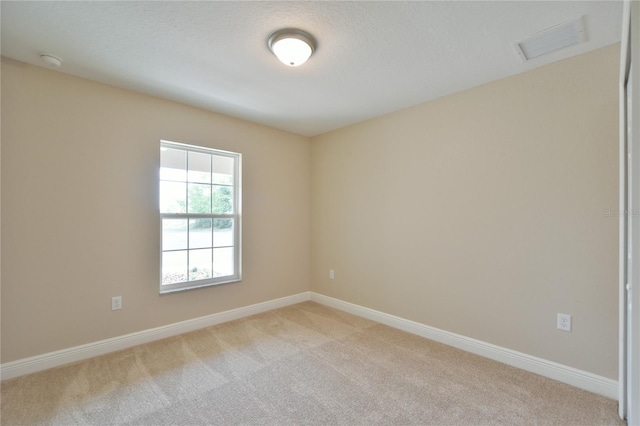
[514,17,586,61]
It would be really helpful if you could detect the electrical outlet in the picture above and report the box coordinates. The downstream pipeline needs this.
[329,269,335,280]
[557,313,571,331]
[112,296,122,311]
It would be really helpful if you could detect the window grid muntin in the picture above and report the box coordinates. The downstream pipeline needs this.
[160,140,241,293]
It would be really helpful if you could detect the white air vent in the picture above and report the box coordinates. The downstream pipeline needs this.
[514,17,586,61]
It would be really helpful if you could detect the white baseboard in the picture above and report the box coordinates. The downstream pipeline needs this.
[310,292,618,400]
[2,290,618,400]
[0,292,311,381]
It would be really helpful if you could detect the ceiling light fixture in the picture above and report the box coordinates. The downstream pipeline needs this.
[268,29,316,67]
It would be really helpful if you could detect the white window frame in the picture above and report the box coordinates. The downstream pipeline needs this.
[159,140,242,293]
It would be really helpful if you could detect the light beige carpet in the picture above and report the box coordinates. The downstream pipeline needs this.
[0,301,623,425]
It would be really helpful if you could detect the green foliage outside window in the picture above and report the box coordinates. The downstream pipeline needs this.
[177,185,233,229]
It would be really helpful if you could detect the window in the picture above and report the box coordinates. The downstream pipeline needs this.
[159,140,241,293]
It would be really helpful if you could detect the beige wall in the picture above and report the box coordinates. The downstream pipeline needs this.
[311,45,620,379]
[1,59,311,363]
[1,44,621,380]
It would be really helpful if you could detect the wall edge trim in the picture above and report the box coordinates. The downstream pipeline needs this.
[310,292,618,399]
[2,290,617,400]
[0,292,311,381]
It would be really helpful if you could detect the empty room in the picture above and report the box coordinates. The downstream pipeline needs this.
[2,1,639,425]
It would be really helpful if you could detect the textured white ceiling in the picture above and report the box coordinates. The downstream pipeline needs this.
[0,1,623,137]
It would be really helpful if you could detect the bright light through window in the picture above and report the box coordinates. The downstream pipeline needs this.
[159,140,241,293]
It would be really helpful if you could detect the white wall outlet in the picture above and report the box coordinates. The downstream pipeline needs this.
[557,313,571,331]
[112,296,122,311]
[329,269,335,280]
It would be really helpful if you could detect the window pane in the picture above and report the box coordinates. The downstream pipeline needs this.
[160,148,187,181]
[213,219,234,247]
[212,155,234,185]
[212,185,233,214]
[160,142,240,292]
[163,219,188,251]
[188,151,211,183]
[160,181,186,213]
[162,251,187,285]
[214,247,234,277]
[189,219,212,249]
[187,183,211,214]
[189,249,213,281]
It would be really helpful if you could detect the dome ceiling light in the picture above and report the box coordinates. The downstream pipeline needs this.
[268,29,316,67]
